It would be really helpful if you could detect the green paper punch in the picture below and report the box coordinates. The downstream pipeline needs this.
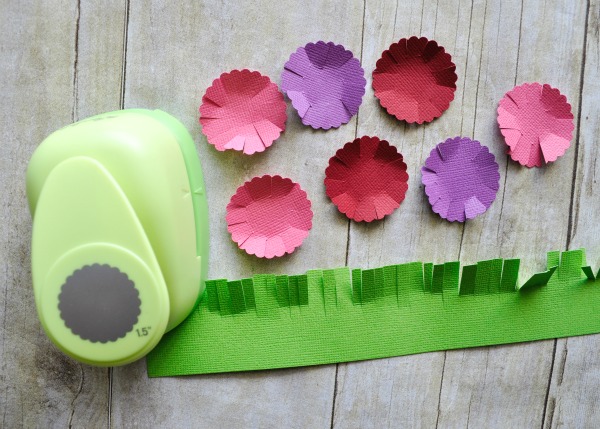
[26,109,209,366]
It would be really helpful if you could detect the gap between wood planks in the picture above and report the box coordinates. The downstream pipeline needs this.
[331,1,368,425]
[71,0,81,124]
[68,2,85,428]
[542,1,591,428]
[437,0,481,426]
[330,0,591,427]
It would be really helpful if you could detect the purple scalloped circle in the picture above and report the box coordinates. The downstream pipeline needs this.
[281,41,366,130]
[421,137,500,222]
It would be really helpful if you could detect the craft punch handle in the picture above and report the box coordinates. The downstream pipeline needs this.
[26,110,209,366]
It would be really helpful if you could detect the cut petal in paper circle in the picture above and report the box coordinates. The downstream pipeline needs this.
[325,136,409,222]
[281,41,366,129]
[372,36,457,124]
[497,82,574,167]
[199,69,287,155]
[422,137,500,222]
[226,175,313,258]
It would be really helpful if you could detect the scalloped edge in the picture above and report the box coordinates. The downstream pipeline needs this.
[421,136,500,222]
[226,175,313,258]
[324,136,409,222]
[497,82,574,168]
[199,69,287,154]
[281,41,366,130]
[372,36,457,124]
[58,263,141,343]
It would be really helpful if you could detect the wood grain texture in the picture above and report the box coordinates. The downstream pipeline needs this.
[545,2,600,428]
[1,0,599,427]
[110,1,362,427]
[334,1,463,427]
[0,1,125,427]
[437,1,588,428]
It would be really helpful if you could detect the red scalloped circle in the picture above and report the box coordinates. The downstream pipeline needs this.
[372,36,457,124]
[226,175,313,258]
[325,136,409,222]
[199,69,287,155]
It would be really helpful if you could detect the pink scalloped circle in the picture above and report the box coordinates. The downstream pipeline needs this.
[199,69,287,155]
[497,82,574,167]
[226,175,313,258]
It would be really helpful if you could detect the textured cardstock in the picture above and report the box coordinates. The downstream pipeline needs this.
[325,136,408,222]
[422,136,500,222]
[226,175,313,258]
[281,41,366,129]
[373,36,457,124]
[199,69,287,155]
[497,82,574,167]
[147,249,600,377]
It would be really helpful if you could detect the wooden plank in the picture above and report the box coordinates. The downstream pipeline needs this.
[334,0,468,427]
[74,1,128,119]
[0,1,125,427]
[335,0,589,428]
[545,2,600,428]
[439,0,588,427]
[110,1,363,427]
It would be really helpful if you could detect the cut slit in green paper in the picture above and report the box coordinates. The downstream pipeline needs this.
[147,249,600,377]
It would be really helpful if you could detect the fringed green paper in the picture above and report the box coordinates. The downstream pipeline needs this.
[147,249,600,377]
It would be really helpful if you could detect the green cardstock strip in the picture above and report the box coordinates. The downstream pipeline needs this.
[147,249,600,377]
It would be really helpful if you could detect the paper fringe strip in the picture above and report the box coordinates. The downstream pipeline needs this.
[497,82,574,167]
[148,248,600,377]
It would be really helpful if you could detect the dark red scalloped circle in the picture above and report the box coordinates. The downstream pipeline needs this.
[325,136,409,222]
[372,36,457,124]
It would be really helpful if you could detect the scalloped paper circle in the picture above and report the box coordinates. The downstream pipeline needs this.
[373,36,457,124]
[421,137,500,222]
[226,175,313,258]
[325,136,409,222]
[281,41,366,129]
[199,69,287,155]
[497,82,574,167]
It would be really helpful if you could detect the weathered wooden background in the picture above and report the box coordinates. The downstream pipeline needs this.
[2,0,599,427]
